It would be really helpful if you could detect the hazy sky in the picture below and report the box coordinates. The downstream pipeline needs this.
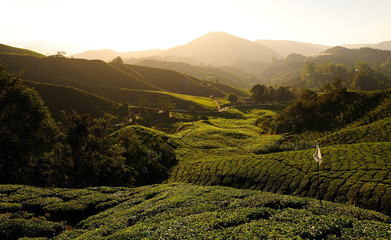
[1,0,391,52]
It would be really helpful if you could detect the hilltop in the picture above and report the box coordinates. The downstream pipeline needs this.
[161,32,280,65]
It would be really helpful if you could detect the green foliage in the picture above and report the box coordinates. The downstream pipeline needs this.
[23,80,121,120]
[0,62,58,184]
[258,47,391,90]
[271,86,391,134]
[157,96,175,114]
[174,142,391,215]
[251,84,295,102]
[112,126,177,186]
[50,111,135,187]
[1,183,391,239]
[227,93,239,104]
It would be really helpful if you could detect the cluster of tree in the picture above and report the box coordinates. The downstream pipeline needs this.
[250,84,296,102]
[301,61,391,90]
[0,63,176,187]
[269,78,388,134]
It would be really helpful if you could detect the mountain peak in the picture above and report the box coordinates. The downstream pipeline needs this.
[161,32,280,65]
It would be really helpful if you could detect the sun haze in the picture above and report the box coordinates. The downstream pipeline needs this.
[1,0,391,52]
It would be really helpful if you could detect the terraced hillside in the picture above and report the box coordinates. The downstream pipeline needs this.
[1,183,391,239]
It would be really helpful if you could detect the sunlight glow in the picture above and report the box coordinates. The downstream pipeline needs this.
[1,0,391,52]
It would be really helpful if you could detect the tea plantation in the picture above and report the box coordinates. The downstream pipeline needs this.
[1,183,391,239]
[165,93,391,216]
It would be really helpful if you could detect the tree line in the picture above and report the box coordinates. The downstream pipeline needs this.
[250,84,296,102]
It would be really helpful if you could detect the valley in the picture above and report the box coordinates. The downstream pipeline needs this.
[1,38,391,239]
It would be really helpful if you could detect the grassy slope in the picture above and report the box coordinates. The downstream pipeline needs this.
[135,59,256,89]
[1,183,391,239]
[0,53,159,91]
[0,43,45,58]
[111,62,225,97]
[23,81,121,119]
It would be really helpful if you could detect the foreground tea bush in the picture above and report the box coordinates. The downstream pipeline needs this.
[1,183,391,239]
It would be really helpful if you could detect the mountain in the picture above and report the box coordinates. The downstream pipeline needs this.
[72,32,280,66]
[255,39,330,57]
[160,32,280,65]
[342,40,391,51]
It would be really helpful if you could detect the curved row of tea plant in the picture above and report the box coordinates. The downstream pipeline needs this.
[317,117,391,145]
[168,142,391,216]
[1,183,391,239]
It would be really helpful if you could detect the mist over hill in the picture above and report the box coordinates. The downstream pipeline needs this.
[342,40,391,51]
[160,32,280,65]
[73,32,280,65]
[72,49,164,62]
[255,39,330,57]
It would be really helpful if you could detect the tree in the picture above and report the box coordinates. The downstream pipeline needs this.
[0,62,58,184]
[52,111,134,187]
[227,93,239,104]
[158,96,175,115]
[251,84,268,102]
[111,56,123,64]
[113,127,177,186]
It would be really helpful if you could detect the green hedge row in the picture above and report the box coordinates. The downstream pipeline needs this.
[168,142,391,215]
[318,117,391,145]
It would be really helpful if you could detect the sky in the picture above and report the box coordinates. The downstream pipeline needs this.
[1,0,391,53]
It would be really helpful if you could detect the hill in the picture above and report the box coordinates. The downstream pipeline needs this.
[1,183,391,239]
[161,89,391,216]
[258,47,391,88]
[256,39,330,57]
[0,46,236,101]
[161,32,280,65]
[0,52,159,91]
[342,40,391,51]
[72,49,163,62]
[134,59,256,90]
[23,80,121,119]
[111,62,225,97]
[0,43,45,58]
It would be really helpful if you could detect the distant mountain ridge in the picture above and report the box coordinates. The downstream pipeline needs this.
[255,39,330,57]
[72,49,164,62]
[159,32,280,65]
[73,32,281,65]
[342,40,391,51]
